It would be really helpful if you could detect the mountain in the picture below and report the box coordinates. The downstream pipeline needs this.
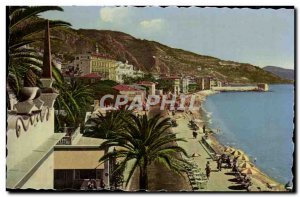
[32,27,291,84]
[263,66,294,81]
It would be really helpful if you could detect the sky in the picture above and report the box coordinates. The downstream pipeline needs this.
[41,6,294,69]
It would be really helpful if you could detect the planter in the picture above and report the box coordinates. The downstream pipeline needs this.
[33,98,44,109]
[14,100,38,115]
[40,92,59,108]
[40,78,54,88]
[18,87,40,102]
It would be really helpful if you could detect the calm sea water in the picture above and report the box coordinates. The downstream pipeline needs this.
[202,84,294,184]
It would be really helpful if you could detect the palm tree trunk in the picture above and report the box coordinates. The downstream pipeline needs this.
[139,160,148,190]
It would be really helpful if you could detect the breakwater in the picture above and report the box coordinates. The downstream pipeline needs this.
[212,84,269,92]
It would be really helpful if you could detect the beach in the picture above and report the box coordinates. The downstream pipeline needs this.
[179,90,287,191]
[124,90,287,192]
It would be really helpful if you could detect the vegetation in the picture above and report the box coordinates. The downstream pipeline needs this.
[91,80,119,99]
[54,77,93,131]
[84,110,132,139]
[156,79,174,93]
[188,84,200,93]
[123,73,156,85]
[99,113,189,190]
[8,6,70,96]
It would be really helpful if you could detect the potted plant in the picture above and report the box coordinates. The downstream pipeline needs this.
[14,69,41,114]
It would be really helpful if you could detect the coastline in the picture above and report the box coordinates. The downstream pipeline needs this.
[191,90,286,191]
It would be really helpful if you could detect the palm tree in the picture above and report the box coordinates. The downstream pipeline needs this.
[54,77,93,130]
[8,6,70,95]
[99,113,190,190]
[84,109,132,139]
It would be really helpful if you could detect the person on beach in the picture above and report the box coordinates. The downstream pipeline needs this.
[217,158,222,171]
[205,161,211,180]
[226,156,231,168]
[232,163,238,173]
[192,130,198,139]
[202,124,206,134]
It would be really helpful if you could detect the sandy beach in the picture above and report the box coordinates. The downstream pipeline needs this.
[124,90,287,192]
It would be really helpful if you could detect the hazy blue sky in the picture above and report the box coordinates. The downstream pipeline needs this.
[41,7,294,69]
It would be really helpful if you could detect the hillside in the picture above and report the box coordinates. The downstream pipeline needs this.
[32,26,291,84]
[263,66,294,81]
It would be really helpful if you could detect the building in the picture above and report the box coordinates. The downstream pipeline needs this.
[152,73,161,80]
[115,61,134,83]
[210,78,222,88]
[53,134,108,190]
[161,76,181,95]
[136,81,156,95]
[73,54,144,83]
[113,84,146,102]
[73,53,118,81]
[181,77,190,94]
[195,76,222,90]
[257,83,269,91]
[77,73,102,84]
[133,69,145,78]
[196,76,212,90]
[7,21,111,190]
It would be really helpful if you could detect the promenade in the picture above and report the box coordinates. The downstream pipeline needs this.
[125,106,274,192]
[174,116,240,191]
[173,113,274,192]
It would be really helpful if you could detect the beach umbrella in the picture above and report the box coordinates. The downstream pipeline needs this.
[238,162,254,169]
[194,119,202,123]
[231,150,244,157]
[224,146,235,153]
[241,167,257,175]
[238,154,250,162]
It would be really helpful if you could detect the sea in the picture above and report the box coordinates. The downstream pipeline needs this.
[202,84,294,184]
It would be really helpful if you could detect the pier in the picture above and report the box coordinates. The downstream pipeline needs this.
[212,83,269,92]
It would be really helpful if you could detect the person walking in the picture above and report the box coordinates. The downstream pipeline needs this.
[205,161,211,180]
[202,124,206,134]
[217,158,222,171]
[192,130,198,139]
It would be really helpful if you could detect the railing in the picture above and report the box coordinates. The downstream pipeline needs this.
[201,136,218,160]
[57,126,81,145]
[57,136,72,145]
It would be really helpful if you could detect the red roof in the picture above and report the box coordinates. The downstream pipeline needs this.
[79,73,102,78]
[113,84,141,91]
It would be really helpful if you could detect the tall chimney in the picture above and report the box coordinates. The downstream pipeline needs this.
[42,20,52,79]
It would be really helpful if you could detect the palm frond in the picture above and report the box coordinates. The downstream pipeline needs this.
[9,6,64,29]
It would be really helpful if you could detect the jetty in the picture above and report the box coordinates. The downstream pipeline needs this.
[212,83,269,92]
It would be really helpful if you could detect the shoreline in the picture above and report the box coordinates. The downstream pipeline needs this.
[190,90,286,191]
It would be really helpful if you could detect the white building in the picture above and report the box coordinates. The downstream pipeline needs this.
[115,61,134,83]
[115,61,145,83]
[181,77,191,94]
[133,69,145,78]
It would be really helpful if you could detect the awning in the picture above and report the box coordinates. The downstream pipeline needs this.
[54,150,105,169]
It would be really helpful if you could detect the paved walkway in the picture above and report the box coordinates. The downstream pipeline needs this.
[174,115,246,192]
